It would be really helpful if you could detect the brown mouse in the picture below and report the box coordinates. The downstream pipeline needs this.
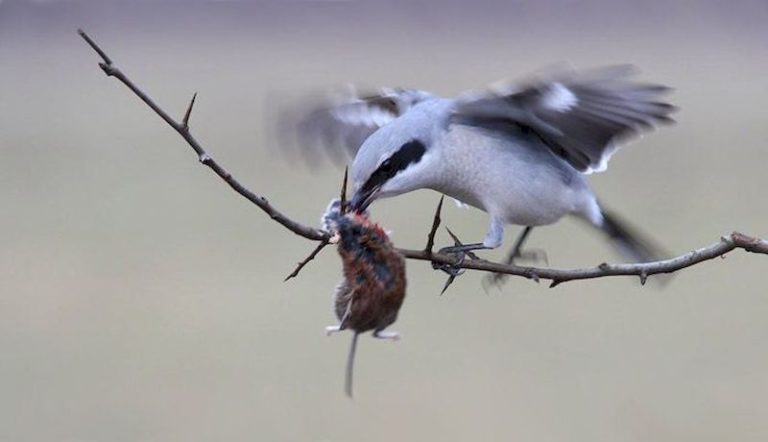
[323,200,407,397]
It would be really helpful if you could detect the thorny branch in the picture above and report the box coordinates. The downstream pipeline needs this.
[78,29,328,242]
[79,30,768,288]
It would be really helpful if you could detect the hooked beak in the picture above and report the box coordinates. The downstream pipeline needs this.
[349,186,380,213]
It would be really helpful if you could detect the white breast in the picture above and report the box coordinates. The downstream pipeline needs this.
[432,124,598,227]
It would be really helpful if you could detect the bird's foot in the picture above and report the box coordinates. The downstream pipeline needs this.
[431,249,467,276]
[436,243,487,260]
[430,230,487,274]
[429,228,491,294]
[373,330,400,341]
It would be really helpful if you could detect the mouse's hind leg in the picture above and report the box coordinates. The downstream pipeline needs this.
[373,330,400,341]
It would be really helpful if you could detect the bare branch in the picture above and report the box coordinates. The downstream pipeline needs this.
[397,231,768,287]
[78,29,328,242]
[79,29,768,288]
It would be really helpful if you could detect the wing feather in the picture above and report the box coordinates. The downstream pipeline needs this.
[453,65,677,173]
[279,88,433,166]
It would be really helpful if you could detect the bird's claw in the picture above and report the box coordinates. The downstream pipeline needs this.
[431,248,467,276]
[436,244,482,260]
[482,272,508,291]
[429,228,489,294]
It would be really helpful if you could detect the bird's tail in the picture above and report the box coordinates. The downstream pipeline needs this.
[345,333,359,398]
[599,208,667,264]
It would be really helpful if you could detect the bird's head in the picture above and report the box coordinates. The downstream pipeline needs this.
[348,120,440,213]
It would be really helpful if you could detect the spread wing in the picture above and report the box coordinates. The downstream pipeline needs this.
[277,87,433,165]
[452,65,677,173]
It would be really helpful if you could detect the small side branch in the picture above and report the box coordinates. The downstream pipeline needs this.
[284,239,331,281]
[283,167,348,280]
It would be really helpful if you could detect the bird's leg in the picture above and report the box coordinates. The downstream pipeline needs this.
[504,226,547,264]
[506,226,533,262]
[373,330,400,341]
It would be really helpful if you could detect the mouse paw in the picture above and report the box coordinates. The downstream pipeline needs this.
[373,330,400,341]
[325,325,342,336]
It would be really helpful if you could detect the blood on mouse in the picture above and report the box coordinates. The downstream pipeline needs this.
[322,199,407,397]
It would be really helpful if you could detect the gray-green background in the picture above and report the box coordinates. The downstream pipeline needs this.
[1,0,767,440]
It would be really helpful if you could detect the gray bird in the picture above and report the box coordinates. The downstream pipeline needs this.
[284,65,676,265]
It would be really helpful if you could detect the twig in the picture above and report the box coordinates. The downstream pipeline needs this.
[79,30,768,288]
[78,29,328,242]
[284,238,331,281]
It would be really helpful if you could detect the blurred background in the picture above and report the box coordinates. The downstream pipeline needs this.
[1,0,767,440]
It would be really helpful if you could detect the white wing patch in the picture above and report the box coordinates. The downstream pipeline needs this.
[583,142,619,174]
[542,83,577,112]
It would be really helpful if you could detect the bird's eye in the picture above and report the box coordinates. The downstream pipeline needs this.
[379,159,393,172]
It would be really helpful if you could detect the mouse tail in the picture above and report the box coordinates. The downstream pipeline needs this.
[345,332,359,398]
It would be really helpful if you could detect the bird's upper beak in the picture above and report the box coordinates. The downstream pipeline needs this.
[349,186,380,213]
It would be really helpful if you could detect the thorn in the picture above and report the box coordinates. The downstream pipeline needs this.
[639,270,648,286]
[598,262,611,271]
[445,227,461,246]
[340,166,349,214]
[182,92,197,129]
[198,153,211,164]
[530,272,540,283]
[98,62,116,77]
[424,196,444,254]
[549,279,561,288]
[440,274,456,295]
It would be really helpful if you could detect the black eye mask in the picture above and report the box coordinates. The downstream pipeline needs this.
[359,139,427,195]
